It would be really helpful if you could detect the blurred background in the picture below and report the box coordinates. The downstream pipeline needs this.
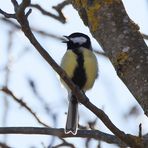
[0,0,148,147]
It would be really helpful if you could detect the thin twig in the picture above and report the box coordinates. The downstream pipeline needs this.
[27,78,57,125]
[1,87,50,128]
[139,123,142,138]
[142,33,148,40]
[94,50,107,57]
[2,30,14,143]
[53,139,75,148]
[85,138,91,148]
[0,9,16,18]
[30,1,70,23]
[0,17,64,41]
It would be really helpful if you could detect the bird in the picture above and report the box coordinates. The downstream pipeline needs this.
[60,32,98,135]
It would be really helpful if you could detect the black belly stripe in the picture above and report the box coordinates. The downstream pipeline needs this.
[72,51,86,90]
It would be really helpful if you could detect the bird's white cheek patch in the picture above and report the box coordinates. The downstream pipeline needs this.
[70,37,87,45]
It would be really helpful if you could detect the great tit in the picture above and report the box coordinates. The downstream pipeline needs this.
[61,32,98,135]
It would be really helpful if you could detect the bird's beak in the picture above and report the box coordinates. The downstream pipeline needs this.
[62,35,69,43]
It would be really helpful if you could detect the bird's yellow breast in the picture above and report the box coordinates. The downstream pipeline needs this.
[60,49,98,91]
[82,49,98,91]
[61,50,78,78]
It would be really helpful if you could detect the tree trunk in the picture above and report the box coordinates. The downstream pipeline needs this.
[70,0,148,116]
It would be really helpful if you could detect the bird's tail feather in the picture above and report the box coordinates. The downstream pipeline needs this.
[65,95,78,135]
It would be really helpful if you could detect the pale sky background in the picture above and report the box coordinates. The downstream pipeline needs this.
[0,0,148,148]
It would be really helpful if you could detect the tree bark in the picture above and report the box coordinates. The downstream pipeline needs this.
[70,0,148,116]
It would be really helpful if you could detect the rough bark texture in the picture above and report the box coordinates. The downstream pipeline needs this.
[70,0,148,115]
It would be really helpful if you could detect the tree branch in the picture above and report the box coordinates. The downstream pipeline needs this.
[0,17,63,41]
[0,87,50,128]
[30,1,70,23]
[0,9,16,18]
[0,142,11,148]
[0,127,147,147]
[0,127,126,147]
[53,138,76,148]
[142,33,148,40]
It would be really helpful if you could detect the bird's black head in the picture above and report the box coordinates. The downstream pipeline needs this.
[63,32,91,50]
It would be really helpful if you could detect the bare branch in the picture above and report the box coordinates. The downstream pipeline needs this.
[30,1,70,23]
[142,33,148,40]
[94,50,107,57]
[0,9,16,18]
[85,138,91,148]
[26,8,32,17]
[0,127,126,147]
[53,0,70,10]
[0,87,50,128]
[27,78,57,126]
[11,0,19,11]
[0,126,146,147]
[2,30,15,142]
[0,17,63,41]
[0,142,11,148]
[53,139,75,148]
[139,123,142,138]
